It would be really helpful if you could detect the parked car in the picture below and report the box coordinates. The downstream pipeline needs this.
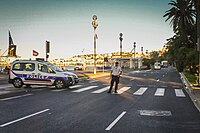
[154,62,161,70]
[161,61,168,68]
[8,60,74,88]
[74,63,85,71]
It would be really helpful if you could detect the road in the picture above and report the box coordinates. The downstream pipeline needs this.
[0,66,200,133]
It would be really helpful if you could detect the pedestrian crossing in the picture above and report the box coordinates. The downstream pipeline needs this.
[0,84,186,98]
[68,84,186,97]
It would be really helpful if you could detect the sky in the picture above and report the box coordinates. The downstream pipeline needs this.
[0,0,174,59]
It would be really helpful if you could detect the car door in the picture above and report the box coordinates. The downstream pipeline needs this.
[13,62,37,84]
[36,63,55,85]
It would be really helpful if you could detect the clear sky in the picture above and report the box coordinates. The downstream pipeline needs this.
[0,0,174,59]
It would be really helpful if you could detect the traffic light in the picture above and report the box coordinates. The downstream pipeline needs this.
[46,54,49,59]
[46,41,50,53]
[8,45,16,57]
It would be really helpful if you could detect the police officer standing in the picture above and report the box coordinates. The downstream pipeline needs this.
[108,62,122,93]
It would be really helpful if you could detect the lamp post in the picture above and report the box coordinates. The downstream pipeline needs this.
[92,15,98,74]
[119,33,123,67]
[133,42,136,69]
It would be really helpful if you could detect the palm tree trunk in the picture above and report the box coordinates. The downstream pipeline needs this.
[194,0,200,84]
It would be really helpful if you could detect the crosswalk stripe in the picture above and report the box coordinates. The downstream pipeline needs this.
[117,87,131,94]
[175,89,186,97]
[69,85,82,89]
[89,80,97,83]
[72,86,98,92]
[133,87,148,95]
[0,85,13,89]
[92,86,110,93]
[155,88,165,96]
[51,89,65,92]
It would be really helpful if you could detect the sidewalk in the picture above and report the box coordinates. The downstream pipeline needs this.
[180,73,200,112]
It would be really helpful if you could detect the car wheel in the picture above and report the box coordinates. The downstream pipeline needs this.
[13,78,23,88]
[54,79,65,89]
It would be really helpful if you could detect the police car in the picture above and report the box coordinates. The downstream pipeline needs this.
[8,60,77,89]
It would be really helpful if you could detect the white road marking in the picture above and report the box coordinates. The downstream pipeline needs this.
[89,80,97,83]
[175,89,186,97]
[51,89,65,92]
[0,94,33,101]
[105,111,126,130]
[69,85,82,89]
[0,109,49,127]
[133,87,148,95]
[72,86,98,92]
[0,85,13,89]
[154,88,165,96]
[92,86,110,93]
[117,87,131,94]
[139,110,172,116]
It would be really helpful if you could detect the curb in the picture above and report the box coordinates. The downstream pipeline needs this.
[180,73,200,112]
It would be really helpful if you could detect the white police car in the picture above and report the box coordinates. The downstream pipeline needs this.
[8,60,75,89]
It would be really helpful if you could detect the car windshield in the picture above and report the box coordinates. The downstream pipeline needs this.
[49,63,63,72]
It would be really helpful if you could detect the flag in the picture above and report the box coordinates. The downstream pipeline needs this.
[33,50,39,56]
[9,31,14,46]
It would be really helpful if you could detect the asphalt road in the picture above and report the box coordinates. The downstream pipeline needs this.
[0,66,200,133]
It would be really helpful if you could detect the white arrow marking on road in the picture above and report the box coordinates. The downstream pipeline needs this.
[105,111,126,130]
[92,86,110,93]
[0,109,49,127]
[175,89,186,97]
[133,87,148,95]
[72,86,98,92]
[139,110,172,116]
[0,94,33,101]
[155,88,165,96]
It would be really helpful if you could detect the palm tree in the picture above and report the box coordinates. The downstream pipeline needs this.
[163,0,196,34]
[193,0,200,49]
[192,0,200,83]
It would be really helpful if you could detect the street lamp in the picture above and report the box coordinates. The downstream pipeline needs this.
[133,42,136,69]
[119,33,123,67]
[92,15,98,74]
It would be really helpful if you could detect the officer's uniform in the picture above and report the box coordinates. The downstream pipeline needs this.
[108,64,122,93]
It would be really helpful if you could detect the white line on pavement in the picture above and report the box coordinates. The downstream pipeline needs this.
[89,80,97,83]
[72,86,98,92]
[69,85,82,89]
[154,88,165,96]
[0,85,13,89]
[175,89,186,97]
[133,87,148,95]
[105,111,126,130]
[0,94,33,101]
[0,109,50,127]
[51,89,65,92]
[92,86,110,93]
[117,87,131,94]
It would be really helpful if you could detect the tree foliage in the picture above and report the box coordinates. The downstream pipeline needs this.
[163,0,198,73]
